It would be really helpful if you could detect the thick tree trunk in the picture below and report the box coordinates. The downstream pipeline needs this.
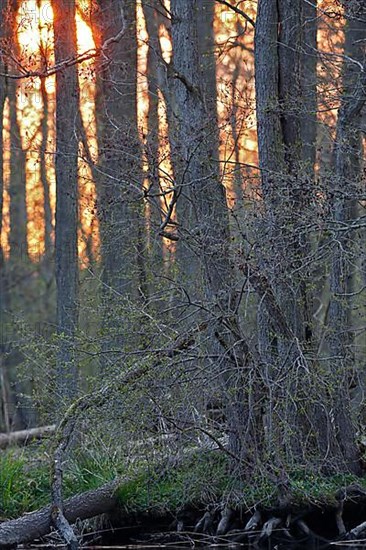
[92,0,146,360]
[94,0,142,297]
[0,480,119,547]
[170,0,256,468]
[53,0,80,402]
[327,3,366,475]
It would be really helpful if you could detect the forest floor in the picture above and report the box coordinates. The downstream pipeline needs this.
[1,443,366,547]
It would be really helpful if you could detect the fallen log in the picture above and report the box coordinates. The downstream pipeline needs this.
[0,425,56,450]
[0,478,119,547]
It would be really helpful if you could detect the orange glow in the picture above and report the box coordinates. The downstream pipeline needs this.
[1,99,10,256]
[1,0,100,264]
[0,0,348,265]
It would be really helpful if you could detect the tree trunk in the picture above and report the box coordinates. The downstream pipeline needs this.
[0,479,119,547]
[91,0,146,361]
[301,0,317,170]
[255,0,363,474]
[39,76,53,263]
[94,0,142,297]
[8,0,27,265]
[53,0,80,402]
[170,0,256,469]
[0,0,7,332]
[327,2,366,475]
[141,0,164,282]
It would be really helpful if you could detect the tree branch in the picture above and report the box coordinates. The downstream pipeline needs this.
[215,0,255,29]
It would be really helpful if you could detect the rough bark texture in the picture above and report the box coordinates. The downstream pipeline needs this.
[301,0,317,169]
[255,0,363,474]
[8,0,27,264]
[53,0,80,401]
[170,0,255,468]
[0,480,119,547]
[171,0,230,294]
[327,4,366,474]
[94,0,142,296]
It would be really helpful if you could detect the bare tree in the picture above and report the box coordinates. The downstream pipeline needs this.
[8,0,27,265]
[53,0,80,401]
[327,0,366,474]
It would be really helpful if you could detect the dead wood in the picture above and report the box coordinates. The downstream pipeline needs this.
[216,505,234,535]
[346,520,366,540]
[0,478,119,547]
[0,425,56,450]
[244,509,261,531]
[258,516,282,541]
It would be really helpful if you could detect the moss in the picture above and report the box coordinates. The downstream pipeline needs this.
[2,447,366,521]
[117,451,230,514]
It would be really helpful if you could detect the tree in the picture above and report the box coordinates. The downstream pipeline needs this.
[53,0,80,401]
[327,0,366,474]
[255,0,363,474]
[91,0,149,362]
[170,0,257,466]
[8,0,27,267]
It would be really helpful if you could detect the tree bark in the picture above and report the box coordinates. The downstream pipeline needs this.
[53,0,80,402]
[327,2,366,475]
[0,479,119,547]
[8,0,27,265]
[170,0,256,468]
[301,0,317,170]
[94,0,142,297]
[0,424,55,449]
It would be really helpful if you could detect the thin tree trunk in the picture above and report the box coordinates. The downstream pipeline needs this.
[0,0,7,325]
[39,75,53,262]
[53,0,80,402]
[8,0,27,265]
[141,0,164,281]
[301,0,317,170]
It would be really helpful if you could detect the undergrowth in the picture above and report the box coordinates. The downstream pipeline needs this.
[1,445,365,520]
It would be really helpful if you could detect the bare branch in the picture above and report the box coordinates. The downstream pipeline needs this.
[215,0,255,29]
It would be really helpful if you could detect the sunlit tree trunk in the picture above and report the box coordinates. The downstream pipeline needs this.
[92,0,147,362]
[8,0,27,265]
[0,0,6,279]
[39,77,53,264]
[141,0,164,279]
[53,0,80,401]
[0,0,9,433]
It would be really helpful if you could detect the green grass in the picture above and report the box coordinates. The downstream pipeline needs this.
[117,452,230,514]
[1,446,366,520]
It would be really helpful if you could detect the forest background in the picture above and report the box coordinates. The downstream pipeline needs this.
[0,0,365,531]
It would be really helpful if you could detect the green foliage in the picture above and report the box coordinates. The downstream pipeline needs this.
[117,451,230,514]
[289,470,362,506]
[1,447,366,521]
[0,451,50,518]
